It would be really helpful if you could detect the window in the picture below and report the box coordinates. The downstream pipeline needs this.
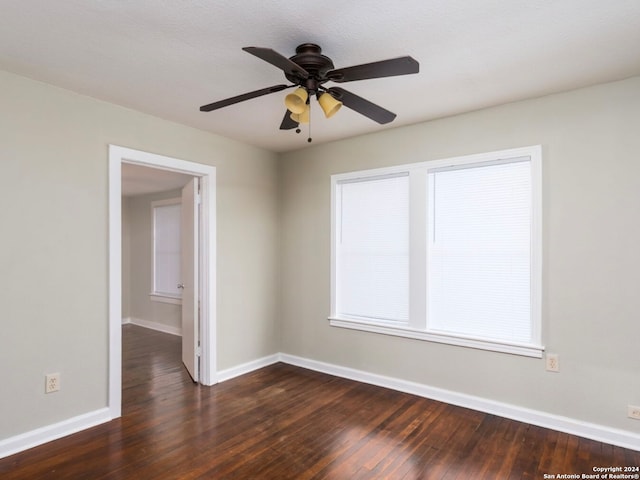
[335,174,410,322]
[330,146,542,357]
[151,198,182,304]
[428,160,532,343]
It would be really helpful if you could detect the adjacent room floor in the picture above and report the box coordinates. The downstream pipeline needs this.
[1,324,638,478]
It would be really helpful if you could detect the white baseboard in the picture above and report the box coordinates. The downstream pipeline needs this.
[4,353,637,461]
[279,353,640,452]
[216,354,280,383]
[123,317,182,336]
[0,408,111,460]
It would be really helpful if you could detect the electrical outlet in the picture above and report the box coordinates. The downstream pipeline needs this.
[628,405,640,420]
[45,373,60,394]
[546,353,559,372]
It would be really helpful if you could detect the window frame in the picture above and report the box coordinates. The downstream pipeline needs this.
[150,197,182,305]
[329,145,543,357]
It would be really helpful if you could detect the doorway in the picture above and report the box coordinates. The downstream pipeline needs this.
[108,145,217,419]
[121,168,197,380]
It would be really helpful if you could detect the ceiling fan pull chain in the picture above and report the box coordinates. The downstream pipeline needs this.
[308,99,312,143]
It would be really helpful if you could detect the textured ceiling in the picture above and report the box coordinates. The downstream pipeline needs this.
[1,1,639,153]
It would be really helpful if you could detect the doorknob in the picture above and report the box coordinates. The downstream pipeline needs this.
[177,283,185,289]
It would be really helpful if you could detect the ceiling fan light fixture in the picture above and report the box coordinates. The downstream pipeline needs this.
[200,43,420,141]
[290,104,310,124]
[318,92,342,118]
[284,87,308,114]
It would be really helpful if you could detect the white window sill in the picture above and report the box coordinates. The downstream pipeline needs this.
[328,316,544,358]
[149,293,182,305]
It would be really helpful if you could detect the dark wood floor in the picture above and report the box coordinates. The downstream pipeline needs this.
[1,325,638,479]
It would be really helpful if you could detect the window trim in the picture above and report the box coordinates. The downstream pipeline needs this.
[150,197,182,304]
[329,145,543,358]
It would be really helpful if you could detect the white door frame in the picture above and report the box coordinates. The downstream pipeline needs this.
[108,145,217,419]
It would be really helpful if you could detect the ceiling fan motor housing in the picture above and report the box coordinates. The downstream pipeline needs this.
[286,43,335,92]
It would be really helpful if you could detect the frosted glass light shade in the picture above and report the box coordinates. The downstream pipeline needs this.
[318,92,342,118]
[290,104,310,124]
[285,88,308,114]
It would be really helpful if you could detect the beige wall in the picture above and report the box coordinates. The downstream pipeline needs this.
[279,76,640,433]
[0,70,280,439]
[124,189,183,331]
[2,65,638,444]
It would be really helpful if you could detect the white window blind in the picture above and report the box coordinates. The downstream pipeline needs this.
[153,202,181,297]
[427,159,532,343]
[336,174,409,322]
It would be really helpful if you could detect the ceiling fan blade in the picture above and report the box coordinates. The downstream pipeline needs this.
[199,84,290,112]
[327,56,419,83]
[280,110,299,130]
[243,47,309,79]
[328,87,396,124]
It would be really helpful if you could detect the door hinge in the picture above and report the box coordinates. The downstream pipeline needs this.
[196,345,201,357]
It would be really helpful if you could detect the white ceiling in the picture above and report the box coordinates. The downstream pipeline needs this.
[1,1,639,153]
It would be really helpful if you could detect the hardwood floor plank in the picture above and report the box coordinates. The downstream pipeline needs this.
[1,324,639,479]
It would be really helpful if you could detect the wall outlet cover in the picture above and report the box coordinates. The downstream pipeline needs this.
[546,353,559,372]
[45,373,61,394]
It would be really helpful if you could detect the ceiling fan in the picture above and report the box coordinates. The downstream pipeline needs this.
[200,43,419,141]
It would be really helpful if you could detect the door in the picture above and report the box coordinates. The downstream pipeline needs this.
[181,178,199,382]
